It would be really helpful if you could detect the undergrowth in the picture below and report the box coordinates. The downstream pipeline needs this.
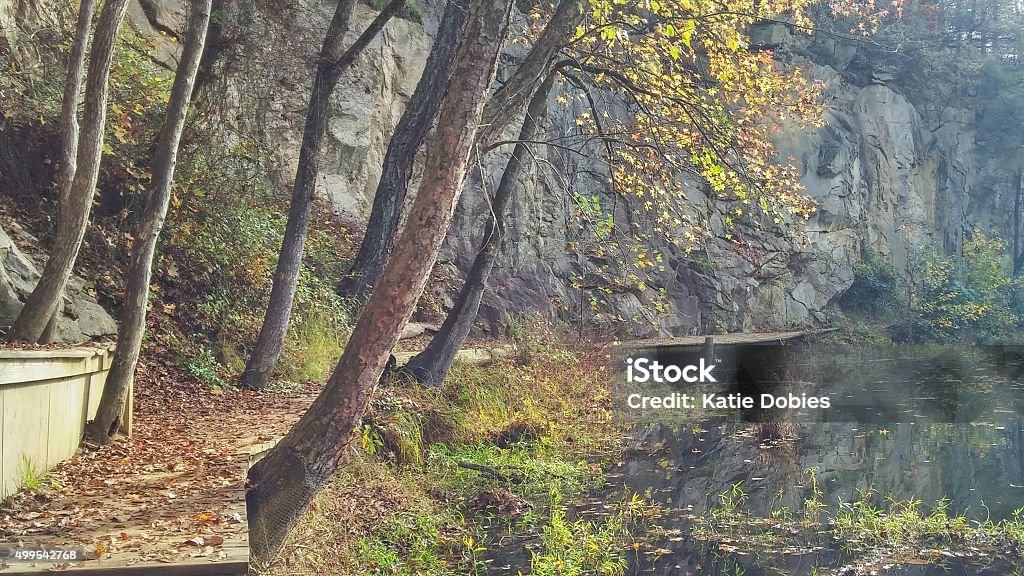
[838,233,1024,344]
[261,337,644,576]
[689,469,1024,573]
[0,21,356,387]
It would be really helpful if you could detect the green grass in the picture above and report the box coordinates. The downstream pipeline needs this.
[530,501,628,576]
[262,338,638,576]
[18,455,47,491]
[281,305,352,384]
[690,474,1024,572]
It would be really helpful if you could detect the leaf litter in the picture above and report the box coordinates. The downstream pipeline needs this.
[0,356,320,568]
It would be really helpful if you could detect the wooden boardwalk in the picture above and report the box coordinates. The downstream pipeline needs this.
[0,557,248,575]
[622,329,835,349]
[0,435,297,574]
[0,486,249,575]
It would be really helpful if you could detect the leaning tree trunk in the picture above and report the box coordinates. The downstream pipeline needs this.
[474,0,579,148]
[84,0,212,445]
[336,0,580,304]
[402,75,553,385]
[336,0,468,299]
[37,0,98,344]
[7,0,131,344]
[240,0,405,390]
[246,0,512,563]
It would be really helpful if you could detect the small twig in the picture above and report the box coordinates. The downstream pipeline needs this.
[457,460,512,482]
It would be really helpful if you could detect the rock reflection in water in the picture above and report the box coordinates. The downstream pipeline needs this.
[619,419,1023,520]
[606,418,1023,575]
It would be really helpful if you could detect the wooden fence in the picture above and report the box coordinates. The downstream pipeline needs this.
[0,344,128,499]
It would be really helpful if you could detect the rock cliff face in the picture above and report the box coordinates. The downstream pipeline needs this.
[448,22,1020,336]
[4,0,1019,338]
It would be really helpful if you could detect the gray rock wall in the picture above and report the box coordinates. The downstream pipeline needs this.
[143,2,1022,336]
[7,0,1017,338]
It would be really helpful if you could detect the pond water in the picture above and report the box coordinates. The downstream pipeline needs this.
[492,344,1024,575]
[602,418,1023,575]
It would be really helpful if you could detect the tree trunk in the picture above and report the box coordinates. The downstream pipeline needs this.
[239,0,405,390]
[335,0,580,304]
[84,0,212,445]
[475,0,579,148]
[336,0,469,299]
[37,0,97,345]
[191,0,230,102]
[402,75,553,385]
[7,0,131,344]
[1014,167,1023,276]
[246,0,512,563]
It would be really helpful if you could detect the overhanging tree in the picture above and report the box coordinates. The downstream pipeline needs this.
[85,0,213,445]
[338,0,583,300]
[7,0,132,343]
[240,0,406,390]
[402,0,839,383]
[402,74,556,384]
[246,0,513,561]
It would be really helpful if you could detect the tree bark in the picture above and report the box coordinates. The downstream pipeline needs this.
[7,0,131,344]
[336,0,580,303]
[239,0,405,390]
[1014,167,1023,276]
[246,0,512,563]
[37,0,98,344]
[402,75,553,385]
[84,0,212,445]
[336,0,469,299]
[475,0,579,148]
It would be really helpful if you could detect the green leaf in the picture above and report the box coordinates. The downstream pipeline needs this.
[681,20,696,47]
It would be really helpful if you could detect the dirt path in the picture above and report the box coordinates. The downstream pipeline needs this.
[0,358,319,570]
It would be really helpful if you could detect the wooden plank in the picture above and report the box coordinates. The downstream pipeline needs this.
[86,375,104,421]
[623,329,837,349]
[393,345,514,366]
[0,358,90,386]
[45,375,89,469]
[0,557,250,575]
[0,382,50,499]
[0,345,114,360]
[0,349,97,359]
[245,439,279,469]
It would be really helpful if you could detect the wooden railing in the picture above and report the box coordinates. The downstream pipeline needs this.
[0,343,128,499]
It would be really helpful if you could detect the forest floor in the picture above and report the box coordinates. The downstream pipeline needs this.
[0,356,321,569]
[259,341,639,576]
[0,334,632,574]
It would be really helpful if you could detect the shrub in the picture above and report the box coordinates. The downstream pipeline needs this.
[1,19,357,385]
[843,232,1024,343]
[840,249,902,316]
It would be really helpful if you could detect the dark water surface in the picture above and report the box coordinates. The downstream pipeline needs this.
[491,345,1024,575]
[602,419,1023,575]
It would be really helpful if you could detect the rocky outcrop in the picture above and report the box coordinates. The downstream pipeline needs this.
[444,48,1018,336]
[0,223,116,343]
[10,0,1016,338]
[202,4,1018,337]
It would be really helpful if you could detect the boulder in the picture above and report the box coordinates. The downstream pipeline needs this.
[0,224,116,343]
